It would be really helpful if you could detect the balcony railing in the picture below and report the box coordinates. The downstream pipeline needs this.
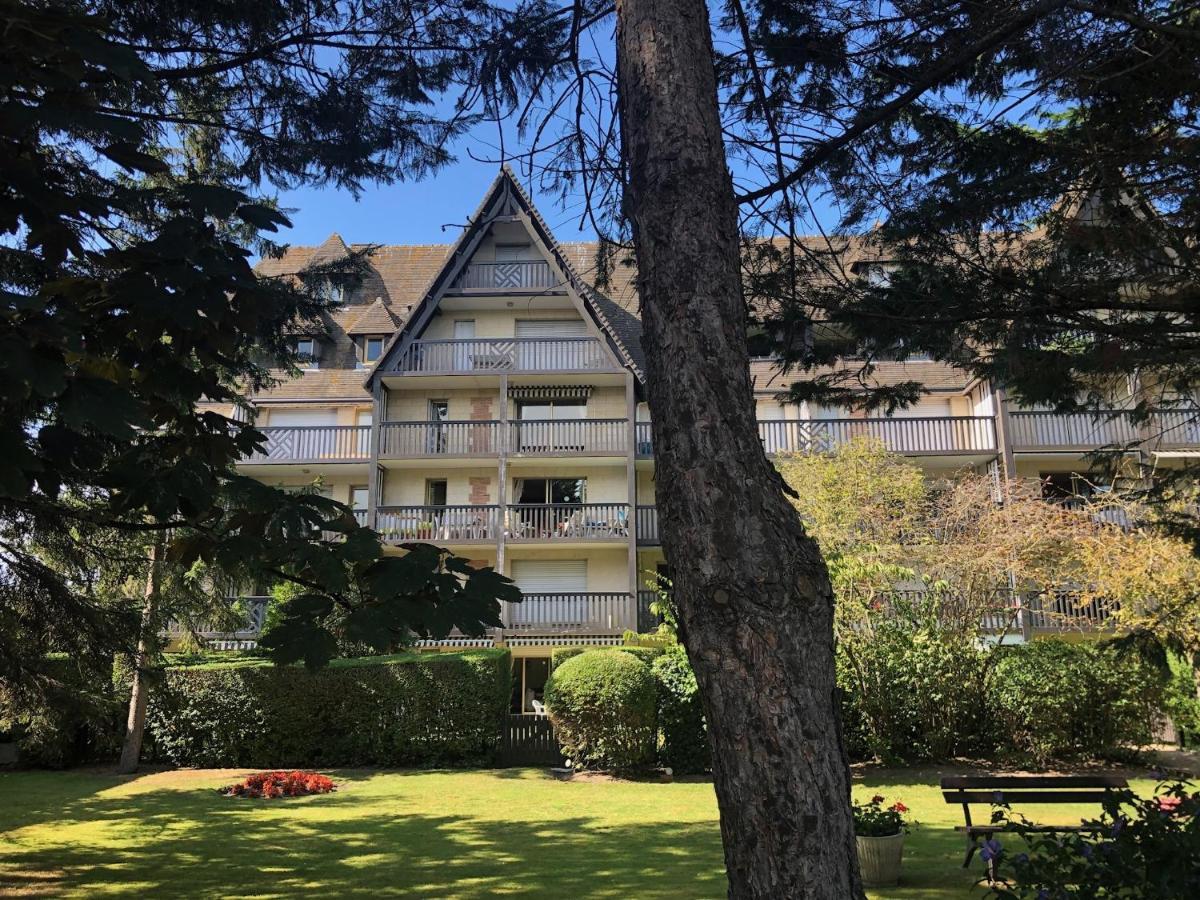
[380,421,500,457]
[635,422,653,456]
[1008,411,1141,450]
[244,425,370,463]
[166,595,269,638]
[506,503,630,541]
[1152,410,1200,448]
[636,505,659,544]
[376,505,499,542]
[503,592,634,632]
[392,338,612,374]
[452,260,555,290]
[510,419,627,454]
[759,417,997,455]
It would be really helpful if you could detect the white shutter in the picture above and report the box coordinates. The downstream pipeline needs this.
[882,399,951,419]
[515,319,589,339]
[265,409,338,427]
[510,559,587,593]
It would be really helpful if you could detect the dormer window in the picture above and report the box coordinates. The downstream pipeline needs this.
[357,335,385,367]
[294,337,320,368]
[313,278,345,304]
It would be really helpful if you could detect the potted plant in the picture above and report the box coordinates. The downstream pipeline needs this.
[853,794,910,887]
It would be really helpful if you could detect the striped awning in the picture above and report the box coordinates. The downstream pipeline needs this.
[508,385,593,401]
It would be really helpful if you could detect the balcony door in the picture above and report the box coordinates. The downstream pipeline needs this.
[516,399,586,451]
[427,400,449,453]
[452,319,475,370]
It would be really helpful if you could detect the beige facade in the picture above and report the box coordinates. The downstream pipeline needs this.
[230,169,1198,654]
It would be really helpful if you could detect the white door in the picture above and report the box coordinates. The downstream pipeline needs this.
[510,559,589,627]
[515,318,590,369]
[453,319,475,370]
[757,402,788,453]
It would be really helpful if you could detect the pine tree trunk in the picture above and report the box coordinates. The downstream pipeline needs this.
[116,539,164,775]
[614,2,863,896]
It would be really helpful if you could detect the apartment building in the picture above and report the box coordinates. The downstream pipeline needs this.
[231,168,1199,703]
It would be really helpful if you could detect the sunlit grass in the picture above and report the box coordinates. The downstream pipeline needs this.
[0,767,1156,898]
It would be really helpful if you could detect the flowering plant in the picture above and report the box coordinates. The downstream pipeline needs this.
[986,781,1200,899]
[853,794,911,837]
[222,771,336,799]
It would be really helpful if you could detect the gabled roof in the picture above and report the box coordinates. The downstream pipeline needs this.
[364,166,645,388]
[307,232,351,268]
[344,298,398,335]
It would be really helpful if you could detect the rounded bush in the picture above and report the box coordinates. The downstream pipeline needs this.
[651,645,709,774]
[544,649,657,770]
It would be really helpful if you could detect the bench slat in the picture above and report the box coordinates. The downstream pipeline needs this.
[943,789,1118,805]
[957,825,1099,834]
[940,775,1127,790]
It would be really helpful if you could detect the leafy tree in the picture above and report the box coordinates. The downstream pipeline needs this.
[0,0,531,770]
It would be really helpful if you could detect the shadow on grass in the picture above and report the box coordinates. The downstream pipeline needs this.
[1,778,725,898]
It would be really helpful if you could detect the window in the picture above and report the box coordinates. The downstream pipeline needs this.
[516,400,586,420]
[294,338,319,367]
[350,486,369,511]
[425,479,448,507]
[357,335,385,367]
[313,278,344,304]
[514,477,586,505]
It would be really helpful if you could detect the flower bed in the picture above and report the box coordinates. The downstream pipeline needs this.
[222,771,336,799]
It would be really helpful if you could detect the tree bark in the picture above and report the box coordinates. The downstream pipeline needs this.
[614,2,863,897]
[116,539,164,775]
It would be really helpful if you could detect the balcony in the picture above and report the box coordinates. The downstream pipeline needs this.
[1009,411,1140,451]
[380,421,500,458]
[509,419,627,455]
[502,592,635,633]
[635,505,659,544]
[506,503,630,542]
[376,505,499,543]
[451,260,555,291]
[392,338,614,375]
[243,425,370,464]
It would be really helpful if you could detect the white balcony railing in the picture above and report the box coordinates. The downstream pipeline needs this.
[244,425,370,463]
[376,505,499,542]
[1008,411,1141,449]
[392,338,612,374]
[506,503,630,541]
[380,421,501,457]
[503,592,635,632]
[509,419,627,454]
[452,260,555,290]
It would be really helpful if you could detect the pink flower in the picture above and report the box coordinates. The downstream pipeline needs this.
[890,802,908,814]
[1157,795,1183,814]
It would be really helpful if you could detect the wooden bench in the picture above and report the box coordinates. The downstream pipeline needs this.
[941,775,1128,878]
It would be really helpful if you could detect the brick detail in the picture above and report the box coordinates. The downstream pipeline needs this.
[469,397,493,420]
[468,477,491,505]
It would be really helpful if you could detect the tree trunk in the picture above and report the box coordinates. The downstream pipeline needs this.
[614,2,863,897]
[116,539,164,775]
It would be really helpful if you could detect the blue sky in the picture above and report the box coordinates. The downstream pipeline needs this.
[273,157,600,250]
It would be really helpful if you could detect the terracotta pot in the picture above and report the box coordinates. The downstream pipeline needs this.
[856,831,904,887]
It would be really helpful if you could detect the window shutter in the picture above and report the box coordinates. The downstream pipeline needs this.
[510,559,587,593]
[514,319,589,339]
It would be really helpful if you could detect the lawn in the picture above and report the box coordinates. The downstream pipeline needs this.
[0,767,1156,899]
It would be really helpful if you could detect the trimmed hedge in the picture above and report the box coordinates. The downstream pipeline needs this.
[992,640,1163,765]
[146,650,511,767]
[651,645,709,774]
[550,645,662,671]
[544,650,657,770]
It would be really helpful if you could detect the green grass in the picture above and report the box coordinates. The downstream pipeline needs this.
[0,767,1156,898]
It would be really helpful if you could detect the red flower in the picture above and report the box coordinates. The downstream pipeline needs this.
[890,802,908,814]
[222,770,336,799]
[871,794,885,805]
[1157,795,1183,814]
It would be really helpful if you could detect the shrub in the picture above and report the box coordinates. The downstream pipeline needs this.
[651,645,709,774]
[544,649,657,770]
[146,649,510,767]
[988,782,1200,899]
[550,645,662,671]
[838,621,993,763]
[992,640,1164,764]
[852,794,911,837]
[0,656,123,767]
[222,771,336,799]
